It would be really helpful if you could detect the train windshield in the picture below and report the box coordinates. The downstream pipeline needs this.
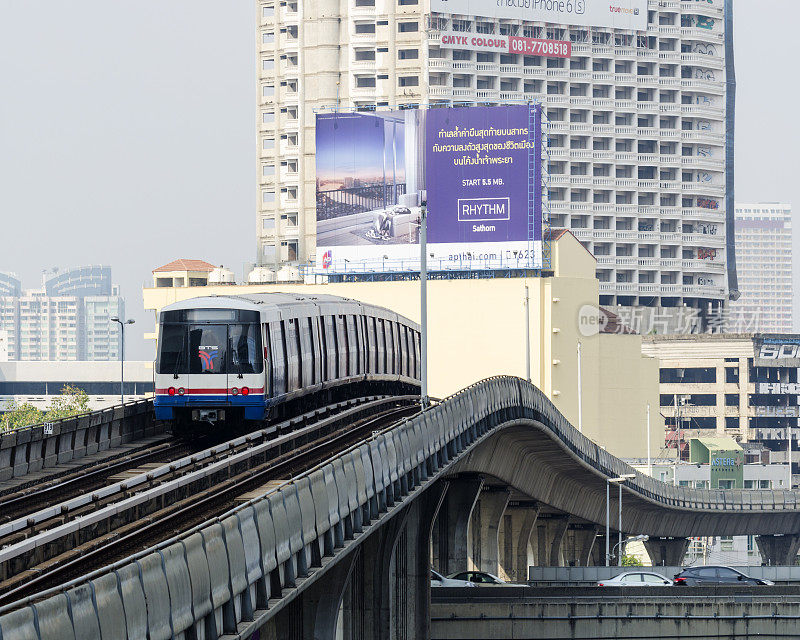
[157,323,263,375]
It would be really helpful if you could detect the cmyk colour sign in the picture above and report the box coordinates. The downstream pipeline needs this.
[439,31,571,57]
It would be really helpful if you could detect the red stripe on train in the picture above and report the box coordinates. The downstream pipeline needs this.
[155,388,265,395]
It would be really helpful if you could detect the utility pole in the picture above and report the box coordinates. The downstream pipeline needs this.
[420,205,428,409]
[577,341,583,433]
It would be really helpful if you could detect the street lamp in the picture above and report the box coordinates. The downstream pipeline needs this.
[111,316,135,406]
[606,474,636,566]
[612,534,649,565]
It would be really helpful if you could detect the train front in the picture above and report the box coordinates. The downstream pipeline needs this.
[153,303,267,429]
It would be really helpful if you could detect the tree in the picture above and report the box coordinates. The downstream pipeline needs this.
[1,401,44,432]
[45,384,90,421]
[621,554,643,567]
[1,385,90,432]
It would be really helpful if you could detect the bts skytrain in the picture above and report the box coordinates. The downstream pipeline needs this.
[154,293,421,430]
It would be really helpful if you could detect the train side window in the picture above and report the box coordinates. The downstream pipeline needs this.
[264,324,274,395]
[303,317,315,386]
[319,316,328,382]
[279,320,291,393]
[337,315,348,378]
[327,316,338,379]
[368,317,378,374]
[294,319,303,388]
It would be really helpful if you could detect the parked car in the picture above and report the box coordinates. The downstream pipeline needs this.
[672,566,774,586]
[447,571,527,587]
[597,571,673,586]
[431,569,475,587]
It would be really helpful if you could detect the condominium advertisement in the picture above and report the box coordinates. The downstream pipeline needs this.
[430,0,648,31]
[314,105,543,273]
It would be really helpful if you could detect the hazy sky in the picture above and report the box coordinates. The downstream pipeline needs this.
[1,1,797,360]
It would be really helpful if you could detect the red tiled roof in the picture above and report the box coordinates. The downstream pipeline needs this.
[153,259,217,273]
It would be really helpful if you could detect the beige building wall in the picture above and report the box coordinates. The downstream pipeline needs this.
[143,233,661,458]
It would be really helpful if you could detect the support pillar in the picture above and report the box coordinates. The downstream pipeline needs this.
[474,487,511,575]
[547,516,571,567]
[343,480,448,640]
[499,503,539,582]
[644,537,691,567]
[435,475,483,576]
[756,535,800,566]
[301,550,359,640]
[564,525,599,567]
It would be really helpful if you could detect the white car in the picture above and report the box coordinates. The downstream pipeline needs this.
[447,571,527,587]
[597,571,673,586]
[431,569,475,587]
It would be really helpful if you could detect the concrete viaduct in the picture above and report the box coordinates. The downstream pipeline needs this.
[2,376,800,640]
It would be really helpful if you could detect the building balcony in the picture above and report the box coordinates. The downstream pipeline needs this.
[476,62,499,73]
[681,104,724,117]
[683,259,726,272]
[499,64,522,75]
[499,91,525,102]
[680,27,723,42]
[476,89,499,101]
[680,79,724,94]
[569,70,591,81]
[680,53,724,69]
[523,67,545,78]
[683,233,725,247]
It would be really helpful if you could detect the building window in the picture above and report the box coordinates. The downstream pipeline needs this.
[399,76,419,87]
[398,49,419,60]
[398,21,419,32]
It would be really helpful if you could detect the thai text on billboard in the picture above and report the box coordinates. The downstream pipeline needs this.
[430,0,648,31]
[314,105,543,272]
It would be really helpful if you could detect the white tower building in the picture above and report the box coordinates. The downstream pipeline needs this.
[256,0,736,317]
[731,203,793,333]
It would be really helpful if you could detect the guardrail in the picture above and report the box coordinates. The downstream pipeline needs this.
[528,566,800,586]
[2,377,800,639]
[0,399,160,482]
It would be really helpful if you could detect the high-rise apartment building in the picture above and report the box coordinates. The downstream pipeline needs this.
[731,203,793,333]
[0,266,125,361]
[256,0,736,316]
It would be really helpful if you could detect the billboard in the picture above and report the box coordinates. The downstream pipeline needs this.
[754,336,800,368]
[440,31,571,58]
[430,0,648,31]
[315,105,543,273]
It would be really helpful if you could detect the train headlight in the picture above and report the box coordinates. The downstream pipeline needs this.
[231,387,239,396]
[178,387,185,396]
[168,387,176,396]
[241,387,250,396]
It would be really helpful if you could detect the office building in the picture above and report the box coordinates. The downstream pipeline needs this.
[0,266,125,362]
[730,203,793,333]
[641,333,800,486]
[256,0,736,318]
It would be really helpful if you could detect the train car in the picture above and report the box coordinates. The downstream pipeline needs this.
[153,293,421,430]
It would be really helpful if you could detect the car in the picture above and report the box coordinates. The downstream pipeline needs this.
[597,571,673,586]
[446,571,527,587]
[672,566,774,586]
[430,569,475,587]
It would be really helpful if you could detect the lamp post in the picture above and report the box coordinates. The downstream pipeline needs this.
[111,316,135,406]
[577,341,583,433]
[606,474,635,566]
[420,205,428,409]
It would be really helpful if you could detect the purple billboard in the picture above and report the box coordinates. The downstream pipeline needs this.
[315,105,542,272]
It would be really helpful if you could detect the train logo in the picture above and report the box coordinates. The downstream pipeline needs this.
[198,348,219,372]
[322,250,333,269]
